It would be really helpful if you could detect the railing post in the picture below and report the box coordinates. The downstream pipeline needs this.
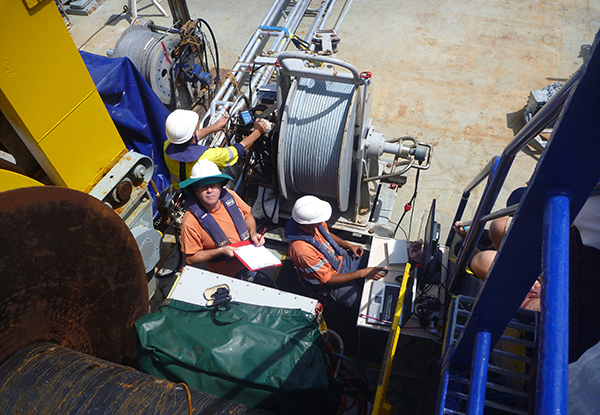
[466,330,491,415]
[448,74,578,293]
[536,194,570,414]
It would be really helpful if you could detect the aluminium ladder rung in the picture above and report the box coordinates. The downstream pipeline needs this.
[491,349,532,364]
[452,324,535,348]
[446,391,528,415]
[488,364,530,381]
[448,375,528,398]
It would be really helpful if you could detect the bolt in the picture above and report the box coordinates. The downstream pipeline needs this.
[390,183,397,189]
[368,229,374,234]
[133,165,147,181]
[113,178,133,203]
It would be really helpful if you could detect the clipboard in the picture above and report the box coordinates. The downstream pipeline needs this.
[230,240,282,271]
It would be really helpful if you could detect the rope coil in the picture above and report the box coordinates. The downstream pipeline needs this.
[281,78,356,206]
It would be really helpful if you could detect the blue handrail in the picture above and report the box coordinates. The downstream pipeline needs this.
[448,68,579,293]
[441,28,600,415]
[444,156,499,247]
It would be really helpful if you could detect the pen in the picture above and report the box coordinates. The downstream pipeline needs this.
[259,227,266,240]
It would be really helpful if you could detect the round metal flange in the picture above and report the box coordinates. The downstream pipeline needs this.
[147,34,180,105]
[0,186,148,365]
[277,79,299,201]
[113,26,174,105]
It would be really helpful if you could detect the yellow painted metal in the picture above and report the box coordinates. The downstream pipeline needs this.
[372,263,412,415]
[22,0,44,10]
[0,0,126,192]
[0,170,44,192]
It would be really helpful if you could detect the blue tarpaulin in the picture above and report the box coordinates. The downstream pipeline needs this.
[81,51,171,215]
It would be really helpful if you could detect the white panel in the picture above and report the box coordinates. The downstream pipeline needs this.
[168,266,319,316]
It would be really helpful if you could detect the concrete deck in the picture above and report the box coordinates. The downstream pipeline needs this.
[68,0,600,241]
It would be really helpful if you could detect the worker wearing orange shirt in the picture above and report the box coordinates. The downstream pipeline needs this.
[286,195,386,308]
[179,159,275,287]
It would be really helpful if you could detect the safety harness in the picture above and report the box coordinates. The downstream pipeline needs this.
[184,189,250,247]
[285,219,344,271]
[164,141,209,183]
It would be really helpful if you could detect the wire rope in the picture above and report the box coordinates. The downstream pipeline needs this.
[282,78,355,200]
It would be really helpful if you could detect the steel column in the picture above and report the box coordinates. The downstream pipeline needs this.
[466,331,491,415]
[536,195,570,415]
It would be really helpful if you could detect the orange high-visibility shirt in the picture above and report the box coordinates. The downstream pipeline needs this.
[288,223,345,284]
[180,189,252,277]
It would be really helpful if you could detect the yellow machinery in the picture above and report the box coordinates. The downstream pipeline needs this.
[0,0,126,191]
[0,0,162,275]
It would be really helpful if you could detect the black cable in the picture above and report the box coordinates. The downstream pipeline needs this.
[200,31,216,103]
[394,223,408,240]
[195,18,220,90]
[408,194,417,241]
[248,64,265,107]
[394,169,421,238]
[79,8,126,50]
[261,185,278,224]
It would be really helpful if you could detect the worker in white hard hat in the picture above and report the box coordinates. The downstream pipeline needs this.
[163,109,267,189]
[285,195,386,309]
[178,159,276,287]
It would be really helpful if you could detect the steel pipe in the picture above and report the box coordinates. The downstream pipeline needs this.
[466,331,492,415]
[537,195,570,415]
[208,0,346,125]
[333,0,354,32]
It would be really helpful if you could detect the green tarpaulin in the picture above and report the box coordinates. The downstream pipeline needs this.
[135,300,339,413]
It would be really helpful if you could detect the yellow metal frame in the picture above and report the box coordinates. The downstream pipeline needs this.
[0,170,43,192]
[0,0,126,192]
[372,263,412,415]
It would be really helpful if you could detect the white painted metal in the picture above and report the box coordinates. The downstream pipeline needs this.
[169,266,319,316]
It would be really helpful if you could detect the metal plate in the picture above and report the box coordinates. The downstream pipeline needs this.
[169,267,318,316]
[337,85,358,212]
[0,186,148,365]
[277,78,298,201]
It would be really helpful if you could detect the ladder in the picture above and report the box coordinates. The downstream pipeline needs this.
[438,28,600,414]
[205,0,354,126]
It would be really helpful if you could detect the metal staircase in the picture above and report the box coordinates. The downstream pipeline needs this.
[437,28,600,415]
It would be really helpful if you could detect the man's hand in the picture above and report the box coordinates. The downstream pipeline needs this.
[212,113,229,131]
[239,119,267,150]
[364,267,388,280]
[250,232,265,247]
[254,119,267,135]
[347,244,364,258]
[454,221,468,240]
[220,245,236,258]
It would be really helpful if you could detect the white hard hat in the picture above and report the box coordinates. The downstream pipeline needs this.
[179,159,233,189]
[165,109,199,145]
[292,195,332,225]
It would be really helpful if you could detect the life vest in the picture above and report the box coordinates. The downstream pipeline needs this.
[285,219,344,271]
[184,189,250,247]
[164,141,209,186]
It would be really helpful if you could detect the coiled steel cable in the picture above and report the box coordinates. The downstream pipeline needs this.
[283,78,355,200]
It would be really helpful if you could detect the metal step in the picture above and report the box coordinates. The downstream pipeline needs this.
[439,295,536,414]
